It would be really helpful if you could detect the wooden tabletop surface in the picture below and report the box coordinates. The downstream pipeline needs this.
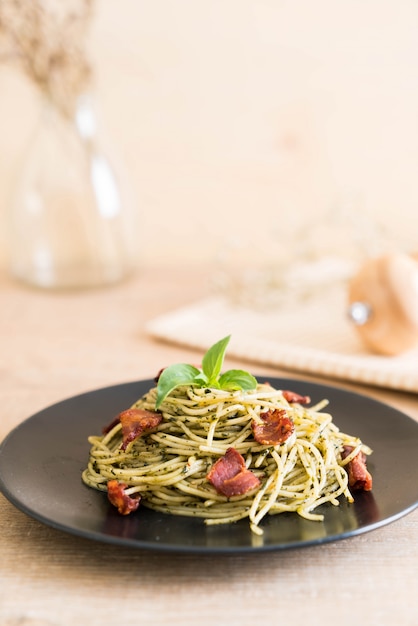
[0,265,417,626]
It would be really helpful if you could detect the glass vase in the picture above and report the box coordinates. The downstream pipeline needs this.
[8,96,137,289]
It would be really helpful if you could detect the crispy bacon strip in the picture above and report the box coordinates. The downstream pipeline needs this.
[282,390,311,405]
[252,408,295,445]
[119,408,162,451]
[154,368,165,383]
[342,445,373,491]
[207,447,261,497]
[107,480,141,515]
[102,415,121,435]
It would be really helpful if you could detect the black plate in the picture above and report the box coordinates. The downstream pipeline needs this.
[0,378,417,554]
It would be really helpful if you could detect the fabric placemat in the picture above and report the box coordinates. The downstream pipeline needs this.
[146,289,418,393]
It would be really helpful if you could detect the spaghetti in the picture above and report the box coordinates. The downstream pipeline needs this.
[82,381,372,535]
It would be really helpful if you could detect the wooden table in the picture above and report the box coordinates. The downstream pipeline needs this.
[0,265,417,626]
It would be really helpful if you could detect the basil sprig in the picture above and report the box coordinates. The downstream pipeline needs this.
[155,335,257,409]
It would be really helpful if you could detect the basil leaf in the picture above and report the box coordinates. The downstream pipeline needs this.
[155,335,257,408]
[193,371,210,386]
[155,363,200,409]
[201,335,231,384]
[218,369,258,391]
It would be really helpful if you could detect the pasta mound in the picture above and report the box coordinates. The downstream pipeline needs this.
[82,383,372,535]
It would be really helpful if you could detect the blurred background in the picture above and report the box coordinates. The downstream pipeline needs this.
[0,0,417,272]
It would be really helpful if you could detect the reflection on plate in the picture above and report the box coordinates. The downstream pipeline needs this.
[0,378,417,554]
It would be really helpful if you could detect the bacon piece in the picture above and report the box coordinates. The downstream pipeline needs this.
[252,408,295,445]
[107,480,141,515]
[282,390,311,405]
[342,445,373,491]
[154,367,165,383]
[119,408,162,451]
[102,415,121,435]
[207,447,261,497]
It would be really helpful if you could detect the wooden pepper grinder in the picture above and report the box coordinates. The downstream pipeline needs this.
[347,252,418,355]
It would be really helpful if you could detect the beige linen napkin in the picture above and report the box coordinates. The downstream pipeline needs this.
[146,289,418,393]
